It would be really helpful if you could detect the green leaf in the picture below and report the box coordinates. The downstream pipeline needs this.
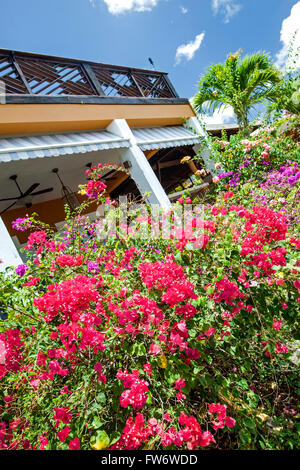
[243,417,257,434]
[96,392,106,403]
[91,416,104,430]
[109,431,121,446]
[131,343,146,357]
[237,378,249,390]
[90,431,110,450]
[206,355,213,365]
[164,369,181,385]
[193,366,205,374]
[239,428,252,445]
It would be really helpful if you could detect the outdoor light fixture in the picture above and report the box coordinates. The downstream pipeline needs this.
[52,168,80,211]
[123,161,132,169]
[22,195,33,208]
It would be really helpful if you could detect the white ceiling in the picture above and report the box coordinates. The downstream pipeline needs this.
[0,148,122,212]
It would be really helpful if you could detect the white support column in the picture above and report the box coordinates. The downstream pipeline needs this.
[0,218,22,271]
[185,116,216,174]
[107,119,171,209]
[185,116,206,138]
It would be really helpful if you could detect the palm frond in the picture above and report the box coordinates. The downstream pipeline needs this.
[246,69,281,93]
[238,52,278,90]
[194,50,283,128]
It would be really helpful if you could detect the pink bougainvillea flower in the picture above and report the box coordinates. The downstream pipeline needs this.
[174,378,186,390]
[53,407,72,426]
[69,437,80,450]
[149,344,161,355]
[57,426,70,443]
[294,279,300,290]
[272,319,282,330]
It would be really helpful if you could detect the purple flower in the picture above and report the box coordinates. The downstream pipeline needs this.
[16,264,28,277]
[12,217,32,232]
[263,163,299,187]
[87,261,99,273]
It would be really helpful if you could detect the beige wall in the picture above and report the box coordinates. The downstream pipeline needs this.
[0,103,195,135]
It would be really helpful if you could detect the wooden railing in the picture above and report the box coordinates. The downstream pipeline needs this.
[0,49,178,99]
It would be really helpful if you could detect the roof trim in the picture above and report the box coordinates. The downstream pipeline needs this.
[132,126,202,151]
[0,130,129,162]
[205,121,262,132]
[4,95,190,106]
[0,125,202,163]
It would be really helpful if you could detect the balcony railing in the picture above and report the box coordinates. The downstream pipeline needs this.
[0,49,178,99]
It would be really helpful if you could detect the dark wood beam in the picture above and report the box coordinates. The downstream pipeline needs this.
[164,75,179,98]
[168,183,209,201]
[10,53,33,95]
[129,71,145,97]
[82,63,105,97]
[158,159,183,169]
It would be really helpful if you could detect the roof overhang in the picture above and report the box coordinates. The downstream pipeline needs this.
[132,126,202,150]
[0,101,195,136]
[0,130,129,163]
[0,125,202,163]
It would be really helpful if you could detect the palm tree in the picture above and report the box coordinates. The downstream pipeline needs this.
[194,51,282,130]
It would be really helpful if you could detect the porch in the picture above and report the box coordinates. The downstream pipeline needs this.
[0,49,207,270]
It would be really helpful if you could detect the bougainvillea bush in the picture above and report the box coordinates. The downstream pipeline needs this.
[202,114,300,232]
[0,119,299,451]
[210,115,300,185]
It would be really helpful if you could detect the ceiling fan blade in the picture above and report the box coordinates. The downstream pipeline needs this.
[0,200,17,216]
[22,183,40,197]
[9,175,23,197]
[31,187,54,196]
[0,197,18,202]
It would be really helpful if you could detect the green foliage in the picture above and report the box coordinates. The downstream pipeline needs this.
[0,116,299,451]
[194,50,282,129]
[268,74,300,116]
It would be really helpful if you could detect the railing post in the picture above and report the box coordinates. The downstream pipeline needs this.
[129,71,145,97]
[11,52,33,95]
[82,63,106,97]
[164,75,179,98]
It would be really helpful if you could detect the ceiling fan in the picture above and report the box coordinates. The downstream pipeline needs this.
[0,175,53,215]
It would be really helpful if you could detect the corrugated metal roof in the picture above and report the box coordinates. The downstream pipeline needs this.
[0,126,202,163]
[132,126,201,151]
[0,130,130,162]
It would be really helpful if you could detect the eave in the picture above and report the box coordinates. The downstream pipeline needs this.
[0,99,195,136]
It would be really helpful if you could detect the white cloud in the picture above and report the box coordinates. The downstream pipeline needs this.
[203,106,236,125]
[212,0,241,23]
[180,6,188,14]
[103,0,158,14]
[275,1,300,71]
[175,33,205,65]
[89,0,96,6]
[189,98,236,124]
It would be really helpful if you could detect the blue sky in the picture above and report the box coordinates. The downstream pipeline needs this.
[0,0,299,123]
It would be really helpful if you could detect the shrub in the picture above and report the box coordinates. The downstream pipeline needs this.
[0,124,299,451]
